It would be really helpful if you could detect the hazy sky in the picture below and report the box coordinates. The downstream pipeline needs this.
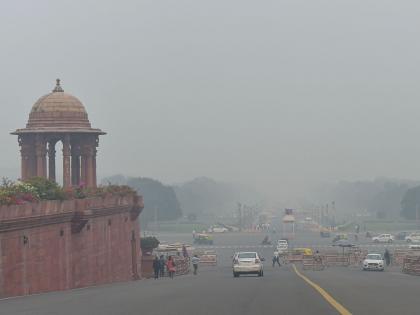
[1,0,420,201]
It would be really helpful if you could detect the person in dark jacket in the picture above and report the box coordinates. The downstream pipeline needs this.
[153,256,160,279]
[159,255,166,277]
[384,249,391,267]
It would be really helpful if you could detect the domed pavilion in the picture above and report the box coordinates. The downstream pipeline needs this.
[12,79,105,188]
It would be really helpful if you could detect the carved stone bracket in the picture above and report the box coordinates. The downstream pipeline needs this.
[130,206,142,221]
[71,212,88,234]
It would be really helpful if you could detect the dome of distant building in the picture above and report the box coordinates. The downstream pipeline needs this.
[14,79,104,133]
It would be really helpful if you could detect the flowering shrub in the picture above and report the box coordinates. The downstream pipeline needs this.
[0,178,136,206]
[0,178,40,205]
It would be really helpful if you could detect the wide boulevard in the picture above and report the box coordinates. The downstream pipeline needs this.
[1,230,419,315]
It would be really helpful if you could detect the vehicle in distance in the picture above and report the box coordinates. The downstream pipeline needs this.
[291,247,313,256]
[276,239,288,253]
[332,239,355,248]
[320,229,331,238]
[208,226,228,233]
[193,233,214,245]
[405,233,420,243]
[396,231,410,240]
[232,252,264,277]
[408,244,420,250]
[372,234,394,243]
[332,233,347,243]
[363,253,384,271]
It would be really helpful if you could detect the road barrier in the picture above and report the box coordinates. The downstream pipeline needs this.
[323,253,350,266]
[302,256,325,271]
[348,249,368,266]
[402,254,420,276]
[287,253,304,263]
[174,256,190,275]
[393,249,411,266]
[199,253,218,266]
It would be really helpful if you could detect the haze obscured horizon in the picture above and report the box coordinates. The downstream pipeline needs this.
[1,0,420,204]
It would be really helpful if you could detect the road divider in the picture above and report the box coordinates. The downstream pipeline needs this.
[292,264,352,315]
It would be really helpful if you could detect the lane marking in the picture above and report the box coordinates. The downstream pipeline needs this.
[292,264,352,315]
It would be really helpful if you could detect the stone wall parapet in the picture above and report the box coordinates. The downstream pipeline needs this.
[0,193,144,222]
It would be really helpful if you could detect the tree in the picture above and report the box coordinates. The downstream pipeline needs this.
[401,186,420,220]
[103,176,182,224]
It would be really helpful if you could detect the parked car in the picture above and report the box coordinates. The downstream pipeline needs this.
[332,233,347,243]
[408,244,420,250]
[276,239,288,253]
[232,252,264,277]
[405,233,420,243]
[372,234,394,243]
[396,231,411,240]
[363,253,384,271]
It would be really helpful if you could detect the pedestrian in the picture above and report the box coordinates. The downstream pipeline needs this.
[272,250,281,267]
[153,255,160,280]
[159,255,166,277]
[182,244,189,258]
[166,256,176,279]
[191,255,200,275]
[384,249,391,267]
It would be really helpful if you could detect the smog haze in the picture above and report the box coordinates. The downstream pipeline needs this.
[1,0,420,203]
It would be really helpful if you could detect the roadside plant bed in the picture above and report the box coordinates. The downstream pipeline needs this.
[0,177,136,206]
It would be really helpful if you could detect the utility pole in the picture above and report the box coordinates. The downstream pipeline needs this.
[154,206,158,235]
[238,203,242,231]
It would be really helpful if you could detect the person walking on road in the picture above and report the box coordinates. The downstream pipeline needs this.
[191,255,200,275]
[153,256,160,280]
[166,256,176,279]
[272,250,281,267]
[384,249,391,267]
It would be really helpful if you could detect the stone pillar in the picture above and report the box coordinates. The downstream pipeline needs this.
[93,136,99,187]
[19,136,31,180]
[71,141,81,186]
[35,135,47,178]
[27,137,36,179]
[85,147,94,188]
[63,134,71,188]
[80,153,87,186]
[48,141,56,182]
[81,137,96,188]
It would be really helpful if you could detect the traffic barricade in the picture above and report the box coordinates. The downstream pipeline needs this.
[324,253,350,266]
[199,251,218,266]
[402,254,420,276]
[173,256,190,275]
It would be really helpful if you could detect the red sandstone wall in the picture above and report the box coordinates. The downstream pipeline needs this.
[0,195,142,298]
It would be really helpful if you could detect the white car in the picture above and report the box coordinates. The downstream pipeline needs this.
[408,244,420,250]
[233,252,264,277]
[363,253,385,271]
[209,226,228,233]
[372,234,394,243]
[276,240,288,253]
[405,233,420,243]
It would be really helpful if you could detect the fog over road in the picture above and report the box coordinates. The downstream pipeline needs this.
[1,230,419,315]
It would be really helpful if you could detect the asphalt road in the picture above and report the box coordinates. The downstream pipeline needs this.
[1,230,419,315]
